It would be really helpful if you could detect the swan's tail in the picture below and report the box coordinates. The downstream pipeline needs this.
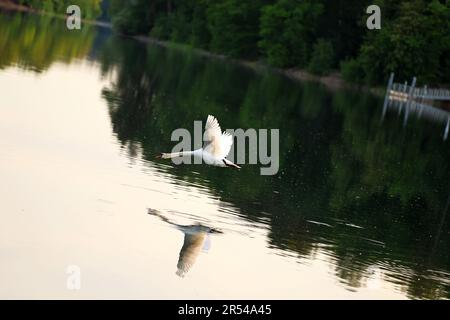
[223,158,241,169]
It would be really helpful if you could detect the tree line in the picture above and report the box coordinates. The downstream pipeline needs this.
[107,0,450,86]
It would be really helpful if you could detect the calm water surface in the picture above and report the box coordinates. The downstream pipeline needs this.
[1,13,449,299]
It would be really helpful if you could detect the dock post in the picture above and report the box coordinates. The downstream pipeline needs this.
[382,72,394,120]
[444,117,450,141]
[399,81,408,115]
[404,77,416,126]
[418,85,427,118]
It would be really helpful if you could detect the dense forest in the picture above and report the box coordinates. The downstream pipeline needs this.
[9,0,450,86]
[106,0,450,86]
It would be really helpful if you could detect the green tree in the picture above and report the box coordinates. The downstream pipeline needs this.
[259,0,323,68]
[190,1,211,48]
[316,0,370,61]
[207,0,265,58]
[358,0,450,85]
[340,58,364,83]
[308,39,334,75]
[110,0,166,35]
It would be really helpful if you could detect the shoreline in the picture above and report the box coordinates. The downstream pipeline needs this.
[133,35,385,97]
[0,1,384,96]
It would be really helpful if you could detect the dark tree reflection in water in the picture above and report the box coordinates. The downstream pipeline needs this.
[98,37,450,299]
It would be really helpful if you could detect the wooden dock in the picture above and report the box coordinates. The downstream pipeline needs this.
[382,73,450,141]
[384,73,450,103]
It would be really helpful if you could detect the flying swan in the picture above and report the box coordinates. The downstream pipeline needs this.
[157,115,240,169]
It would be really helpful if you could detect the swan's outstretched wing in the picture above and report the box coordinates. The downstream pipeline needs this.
[203,115,222,146]
[220,131,233,158]
[203,115,233,158]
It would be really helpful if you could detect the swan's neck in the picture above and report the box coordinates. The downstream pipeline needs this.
[161,149,201,159]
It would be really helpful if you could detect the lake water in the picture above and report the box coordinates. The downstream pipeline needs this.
[0,12,449,299]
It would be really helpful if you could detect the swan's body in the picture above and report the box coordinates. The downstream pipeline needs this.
[157,115,240,169]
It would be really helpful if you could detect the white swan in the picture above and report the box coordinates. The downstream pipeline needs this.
[157,115,241,169]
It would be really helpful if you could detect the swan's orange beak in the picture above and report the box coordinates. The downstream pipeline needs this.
[155,153,163,159]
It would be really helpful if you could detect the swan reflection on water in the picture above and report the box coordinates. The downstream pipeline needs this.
[147,208,223,278]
